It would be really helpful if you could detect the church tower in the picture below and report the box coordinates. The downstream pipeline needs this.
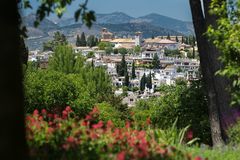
[135,31,142,46]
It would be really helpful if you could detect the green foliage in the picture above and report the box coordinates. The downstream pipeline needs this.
[140,73,146,91]
[134,80,211,144]
[97,102,124,127]
[86,51,95,58]
[76,34,81,46]
[48,45,75,74]
[131,61,136,79]
[97,42,111,50]
[43,31,68,51]
[79,32,87,46]
[113,48,118,54]
[134,45,141,54]
[118,48,128,55]
[207,0,240,105]
[153,118,199,147]
[24,70,78,112]
[227,119,240,145]
[152,53,160,69]
[87,35,97,47]
[165,49,182,57]
[124,72,129,87]
[117,54,127,76]
[146,72,152,89]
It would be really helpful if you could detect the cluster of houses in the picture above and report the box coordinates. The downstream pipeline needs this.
[28,28,199,107]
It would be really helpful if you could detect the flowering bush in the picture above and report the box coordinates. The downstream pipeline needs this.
[26,106,206,160]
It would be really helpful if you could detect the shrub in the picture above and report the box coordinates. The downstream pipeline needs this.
[227,119,240,145]
[26,106,206,160]
[133,80,211,144]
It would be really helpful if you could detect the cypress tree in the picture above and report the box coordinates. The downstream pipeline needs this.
[124,72,129,87]
[175,36,179,42]
[76,34,81,46]
[152,53,160,69]
[140,73,146,91]
[167,33,170,40]
[131,60,136,79]
[146,72,152,89]
[119,54,127,76]
[80,32,87,46]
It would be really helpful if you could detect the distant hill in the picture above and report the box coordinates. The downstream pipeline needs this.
[56,12,193,35]
[23,12,193,50]
[132,13,193,35]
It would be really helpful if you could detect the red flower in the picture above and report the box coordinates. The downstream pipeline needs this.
[33,109,39,116]
[41,109,47,115]
[65,106,72,112]
[47,113,53,119]
[194,156,202,160]
[66,136,75,143]
[187,129,193,140]
[38,116,43,121]
[125,121,131,128]
[48,121,53,126]
[47,127,54,134]
[53,114,59,119]
[117,151,125,160]
[107,120,114,129]
[92,120,104,129]
[146,117,151,125]
[85,115,92,120]
[62,110,68,117]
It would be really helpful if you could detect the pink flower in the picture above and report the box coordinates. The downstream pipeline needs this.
[62,110,68,117]
[41,109,47,115]
[187,129,193,140]
[65,106,72,112]
[117,151,125,160]
[107,120,114,129]
[92,120,104,129]
[85,115,92,120]
[194,156,202,160]
[146,117,151,125]
[125,121,131,128]
[66,136,75,143]
[33,109,39,116]
[38,116,43,121]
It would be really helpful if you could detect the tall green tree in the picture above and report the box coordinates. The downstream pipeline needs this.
[167,33,170,40]
[140,73,146,91]
[87,35,96,47]
[124,72,129,87]
[49,45,75,74]
[118,54,127,76]
[131,60,136,79]
[76,34,81,46]
[175,36,179,42]
[43,31,67,51]
[80,32,87,46]
[152,53,160,69]
[146,72,152,89]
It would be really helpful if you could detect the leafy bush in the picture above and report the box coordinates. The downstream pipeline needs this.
[133,80,211,144]
[227,119,240,145]
[24,65,114,117]
[26,106,206,160]
[24,70,78,112]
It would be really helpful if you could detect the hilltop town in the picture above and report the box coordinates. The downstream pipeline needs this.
[29,28,199,106]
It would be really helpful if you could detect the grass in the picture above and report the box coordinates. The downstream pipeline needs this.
[184,146,240,160]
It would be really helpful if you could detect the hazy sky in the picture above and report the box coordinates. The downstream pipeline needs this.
[26,0,192,21]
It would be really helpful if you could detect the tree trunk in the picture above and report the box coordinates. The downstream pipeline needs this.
[189,0,225,146]
[0,1,28,159]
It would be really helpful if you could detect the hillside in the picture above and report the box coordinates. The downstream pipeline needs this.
[23,12,192,50]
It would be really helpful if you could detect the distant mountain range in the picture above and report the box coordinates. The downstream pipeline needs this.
[23,12,194,50]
